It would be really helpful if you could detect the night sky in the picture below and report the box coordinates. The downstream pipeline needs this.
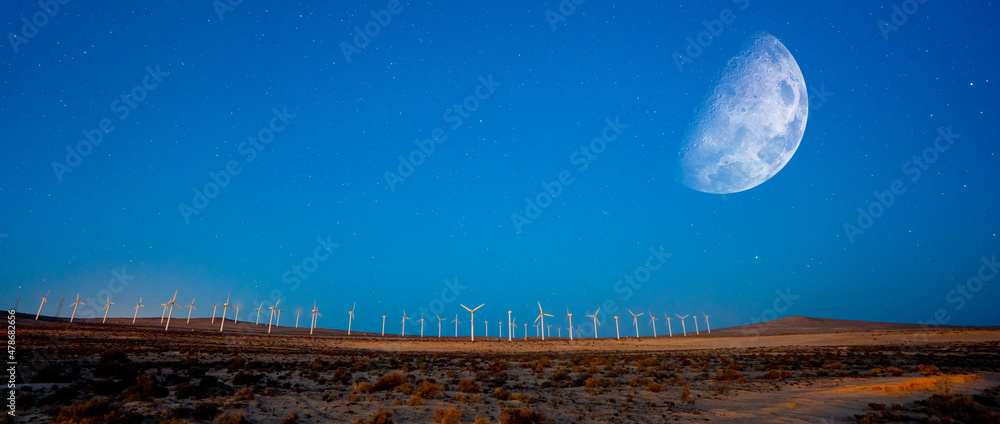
[3,1,998,336]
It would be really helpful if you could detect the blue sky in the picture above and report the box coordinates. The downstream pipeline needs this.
[2,1,998,336]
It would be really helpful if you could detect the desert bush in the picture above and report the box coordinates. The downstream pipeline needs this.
[919,364,941,376]
[647,382,662,393]
[281,412,300,424]
[348,394,361,403]
[918,394,1000,423]
[122,374,166,401]
[885,366,904,376]
[369,409,394,424]
[407,394,425,406]
[499,407,546,424]
[458,378,480,393]
[413,381,445,399]
[634,357,659,368]
[193,402,221,420]
[51,397,134,424]
[233,371,263,386]
[473,417,490,424]
[433,406,463,424]
[715,368,744,381]
[490,359,510,373]
[726,363,744,372]
[394,381,415,395]
[762,369,793,380]
[233,387,254,401]
[681,386,691,402]
[215,412,251,424]
[352,381,374,394]
[549,369,570,382]
[491,387,510,400]
[825,362,849,370]
[374,373,406,391]
[533,358,552,373]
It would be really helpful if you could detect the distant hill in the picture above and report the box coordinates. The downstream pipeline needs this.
[709,315,988,337]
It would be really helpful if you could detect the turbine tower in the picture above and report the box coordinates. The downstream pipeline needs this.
[219,294,232,332]
[614,315,620,340]
[586,307,601,339]
[163,290,181,331]
[664,314,673,337]
[295,308,301,328]
[693,315,700,335]
[160,302,167,323]
[704,314,711,334]
[436,314,446,337]
[132,297,144,324]
[498,320,502,338]
[417,314,425,337]
[485,320,488,338]
[676,314,689,336]
[35,290,50,320]
[628,309,644,338]
[649,312,658,338]
[347,303,356,335]
[381,313,386,336]
[211,302,220,324]
[507,310,513,342]
[566,307,574,341]
[185,298,196,323]
[254,302,264,325]
[534,302,553,341]
[309,300,321,335]
[400,311,409,337]
[452,314,461,337]
[234,304,241,324]
[101,296,114,324]
[461,303,484,341]
[267,299,281,334]
[69,294,84,322]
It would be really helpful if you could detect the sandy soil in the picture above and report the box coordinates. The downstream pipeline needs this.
[12,314,1000,423]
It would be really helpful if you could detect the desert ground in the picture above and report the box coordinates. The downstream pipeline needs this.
[10,314,1000,423]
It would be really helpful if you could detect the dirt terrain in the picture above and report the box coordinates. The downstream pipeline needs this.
[11,314,1000,423]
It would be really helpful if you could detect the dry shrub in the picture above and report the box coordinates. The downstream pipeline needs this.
[825,362,849,370]
[647,382,662,393]
[215,412,251,424]
[123,374,164,401]
[499,407,546,424]
[919,364,941,376]
[233,387,254,401]
[533,358,552,373]
[716,368,744,381]
[508,393,537,404]
[763,369,793,380]
[490,360,510,373]
[395,382,415,395]
[681,386,691,402]
[51,398,133,424]
[407,394,425,406]
[473,417,490,424]
[374,373,406,391]
[634,357,659,368]
[584,377,600,388]
[368,409,394,424]
[491,387,510,400]
[352,381,374,394]
[348,394,361,403]
[433,406,463,424]
[885,366,904,376]
[458,378,480,393]
[413,381,445,399]
[281,412,300,424]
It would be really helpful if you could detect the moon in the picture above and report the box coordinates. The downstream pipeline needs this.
[679,33,808,194]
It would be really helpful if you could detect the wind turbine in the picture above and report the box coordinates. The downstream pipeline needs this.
[576,327,582,338]
[101,297,114,324]
[35,290,50,320]
[160,302,167,323]
[401,311,410,337]
[69,294,84,322]
[524,321,528,339]
[693,315,700,335]
[460,303,484,341]
[163,290,181,331]
[557,326,560,338]
[309,301,321,335]
[132,297,144,324]
[219,294,232,332]
[185,298,196,323]
[566,307,574,341]
[628,309,644,338]
[485,320,488,338]
[381,313,386,336]
[547,324,552,338]
[452,314,461,337]
[254,302,264,325]
[267,299,280,334]
[498,320,502,338]
[295,308,301,328]
[676,314,689,336]
[614,315,620,340]
[417,314,425,337]
[586,307,601,339]
[234,304,241,324]
[664,314,673,337]
[649,312,658,338]
[436,315,446,337]
[211,302,220,324]
[534,302,553,341]
[276,304,283,327]
[704,314,711,334]
[511,317,518,341]
[347,303,356,335]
